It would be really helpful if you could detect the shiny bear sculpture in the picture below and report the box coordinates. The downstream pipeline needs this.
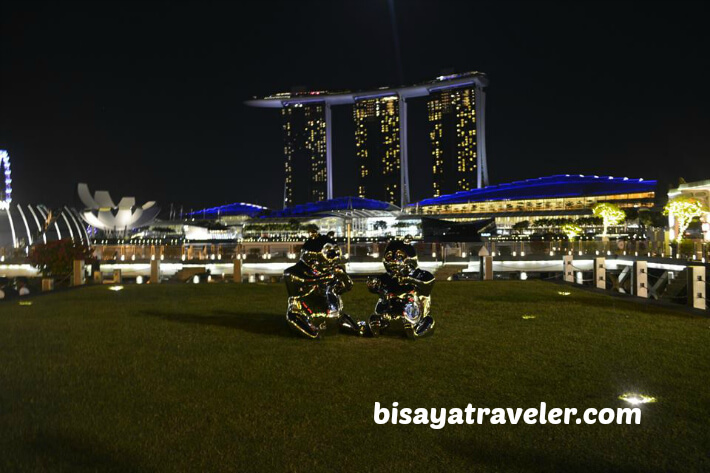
[283,232,360,339]
[366,238,435,338]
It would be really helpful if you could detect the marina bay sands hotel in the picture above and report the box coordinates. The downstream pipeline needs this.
[246,71,489,208]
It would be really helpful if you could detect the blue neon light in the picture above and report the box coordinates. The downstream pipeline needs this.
[265,196,394,218]
[187,202,267,217]
[409,175,657,207]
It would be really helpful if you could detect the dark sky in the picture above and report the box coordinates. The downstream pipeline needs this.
[1,0,709,212]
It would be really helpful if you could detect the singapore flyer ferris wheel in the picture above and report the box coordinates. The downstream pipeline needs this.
[0,150,11,210]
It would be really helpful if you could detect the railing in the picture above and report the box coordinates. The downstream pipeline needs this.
[484,240,708,262]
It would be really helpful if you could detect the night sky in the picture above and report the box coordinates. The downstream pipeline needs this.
[1,1,709,212]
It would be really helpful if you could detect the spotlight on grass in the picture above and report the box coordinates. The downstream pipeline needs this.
[522,315,536,320]
[108,286,124,291]
[558,291,571,296]
[19,301,33,306]
[618,393,657,405]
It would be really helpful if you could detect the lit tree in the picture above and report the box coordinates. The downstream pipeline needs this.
[561,223,582,240]
[512,220,530,234]
[592,203,625,237]
[663,197,707,243]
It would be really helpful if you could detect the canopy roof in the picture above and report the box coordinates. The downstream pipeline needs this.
[411,175,657,207]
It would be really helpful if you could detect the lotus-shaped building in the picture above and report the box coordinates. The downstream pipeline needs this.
[77,183,160,236]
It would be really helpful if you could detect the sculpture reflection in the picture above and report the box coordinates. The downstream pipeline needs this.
[366,238,435,338]
[284,232,361,339]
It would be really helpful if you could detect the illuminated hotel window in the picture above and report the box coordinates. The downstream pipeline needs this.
[427,87,478,197]
[353,97,401,205]
[281,103,327,207]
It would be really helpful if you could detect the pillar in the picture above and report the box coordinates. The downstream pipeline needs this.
[325,103,333,200]
[483,256,493,280]
[475,84,489,187]
[398,94,410,206]
[150,259,161,284]
[563,255,574,283]
[42,278,54,292]
[233,259,242,283]
[113,269,122,284]
[688,265,706,310]
[633,260,648,298]
[594,257,606,290]
[72,260,85,286]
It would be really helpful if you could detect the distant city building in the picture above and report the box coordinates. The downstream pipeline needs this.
[354,96,400,205]
[406,174,656,235]
[427,86,482,196]
[77,183,160,236]
[178,175,657,244]
[246,72,489,208]
[282,103,328,207]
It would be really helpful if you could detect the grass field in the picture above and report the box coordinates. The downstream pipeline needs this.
[1,281,708,472]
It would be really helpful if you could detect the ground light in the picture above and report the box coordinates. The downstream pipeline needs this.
[19,301,32,306]
[522,315,536,319]
[108,286,124,291]
[618,393,657,405]
[558,291,571,296]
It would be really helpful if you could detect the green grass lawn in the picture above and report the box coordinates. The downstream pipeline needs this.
[1,281,708,472]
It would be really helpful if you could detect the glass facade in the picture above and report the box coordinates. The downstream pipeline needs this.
[412,192,656,216]
[427,87,477,197]
[282,103,327,208]
[353,97,401,205]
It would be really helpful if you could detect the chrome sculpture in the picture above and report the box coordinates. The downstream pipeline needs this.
[366,237,435,338]
[284,232,361,339]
